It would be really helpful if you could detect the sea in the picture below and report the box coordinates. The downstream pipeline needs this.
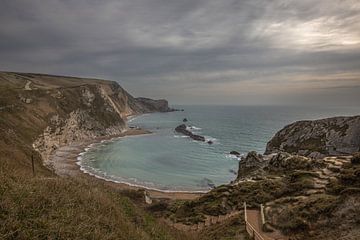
[78,105,360,192]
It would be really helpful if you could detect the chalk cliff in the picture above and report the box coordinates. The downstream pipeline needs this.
[0,71,173,168]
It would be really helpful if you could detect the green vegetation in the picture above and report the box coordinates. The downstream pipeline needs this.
[198,215,248,240]
[0,162,192,240]
[276,194,340,234]
[351,152,360,165]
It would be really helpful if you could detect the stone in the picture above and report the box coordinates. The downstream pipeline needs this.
[230,151,240,156]
[237,151,264,179]
[175,124,205,142]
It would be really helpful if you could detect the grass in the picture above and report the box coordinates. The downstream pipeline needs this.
[276,194,340,234]
[0,161,193,240]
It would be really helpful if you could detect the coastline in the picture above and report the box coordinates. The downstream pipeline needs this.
[48,127,203,200]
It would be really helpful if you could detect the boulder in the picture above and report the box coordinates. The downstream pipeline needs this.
[183,118,188,122]
[230,151,241,156]
[192,134,205,141]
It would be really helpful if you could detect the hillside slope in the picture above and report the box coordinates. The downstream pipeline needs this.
[0,71,192,240]
[157,116,360,240]
[0,71,172,171]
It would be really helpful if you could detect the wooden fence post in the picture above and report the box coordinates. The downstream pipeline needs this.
[260,204,266,226]
[31,155,35,177]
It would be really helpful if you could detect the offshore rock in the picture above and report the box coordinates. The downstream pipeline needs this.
[175,124,205,142]
[230,151,241,156]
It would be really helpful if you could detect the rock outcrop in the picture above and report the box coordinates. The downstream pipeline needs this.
[175,124,205,142]
[230,151,241,156]
[265,116,360,158]
[267,152,324,172]
[236,151,265,180]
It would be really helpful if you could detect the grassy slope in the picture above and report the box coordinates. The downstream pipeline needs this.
[0,72,194,240]
[0,162,192,240]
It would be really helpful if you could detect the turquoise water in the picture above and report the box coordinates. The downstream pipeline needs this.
[79,105,360,192]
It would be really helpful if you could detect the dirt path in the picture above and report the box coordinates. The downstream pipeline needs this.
[247,210,287,240]
[166,210,241,232]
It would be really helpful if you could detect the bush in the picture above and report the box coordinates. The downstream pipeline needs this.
[351,152,360,165]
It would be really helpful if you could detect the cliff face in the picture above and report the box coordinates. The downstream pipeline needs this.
[0,71,172,169]
[134,97,174,113]
[265,116,360,158]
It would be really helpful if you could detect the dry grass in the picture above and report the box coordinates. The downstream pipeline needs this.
[0,161,193,240]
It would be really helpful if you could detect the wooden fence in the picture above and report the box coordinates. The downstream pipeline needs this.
[244,202,267,240]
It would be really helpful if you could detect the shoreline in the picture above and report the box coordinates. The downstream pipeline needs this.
[49,127,203,200]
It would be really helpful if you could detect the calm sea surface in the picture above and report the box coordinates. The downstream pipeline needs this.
[79,105,360,192]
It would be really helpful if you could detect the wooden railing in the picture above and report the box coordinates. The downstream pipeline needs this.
[244,202,266,240]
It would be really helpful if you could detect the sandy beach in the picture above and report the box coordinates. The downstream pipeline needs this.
[48,128,202,200]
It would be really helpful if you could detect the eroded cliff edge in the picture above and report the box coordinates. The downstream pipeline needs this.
[0,71,173,170]
[265,116,360,158]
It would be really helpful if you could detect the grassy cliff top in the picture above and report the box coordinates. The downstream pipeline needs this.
[0,71,116,90]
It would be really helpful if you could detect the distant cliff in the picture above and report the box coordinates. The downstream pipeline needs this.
[0,71,173,169]
[265,116,360,158]
[135,97,174,113]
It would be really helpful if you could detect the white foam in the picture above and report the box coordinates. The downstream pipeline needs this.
[225,153,243,161]
[204,136,218,143]
[187,125,202,131]
[78,163,209,193]
[174,135,189,138]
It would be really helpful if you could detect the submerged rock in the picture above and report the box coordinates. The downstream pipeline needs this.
[229,169,237,175]
[199,178,216,189]
[183,118,188,122]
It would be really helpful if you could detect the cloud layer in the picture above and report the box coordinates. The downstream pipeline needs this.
[1,0,359,105]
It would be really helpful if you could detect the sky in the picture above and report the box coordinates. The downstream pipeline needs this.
[0,0,360,106]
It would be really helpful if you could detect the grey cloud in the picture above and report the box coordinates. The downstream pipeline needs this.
[0,0,359,105]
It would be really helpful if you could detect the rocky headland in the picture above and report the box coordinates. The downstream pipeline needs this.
[162,116,360,240]
[1,71,360,240]
[265,116,360,158]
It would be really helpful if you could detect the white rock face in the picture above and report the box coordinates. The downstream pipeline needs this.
[31,81,172,168]
[33,110,126,168]
[32,84,130,167]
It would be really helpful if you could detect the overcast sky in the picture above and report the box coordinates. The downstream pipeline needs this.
[1,0,360,105]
